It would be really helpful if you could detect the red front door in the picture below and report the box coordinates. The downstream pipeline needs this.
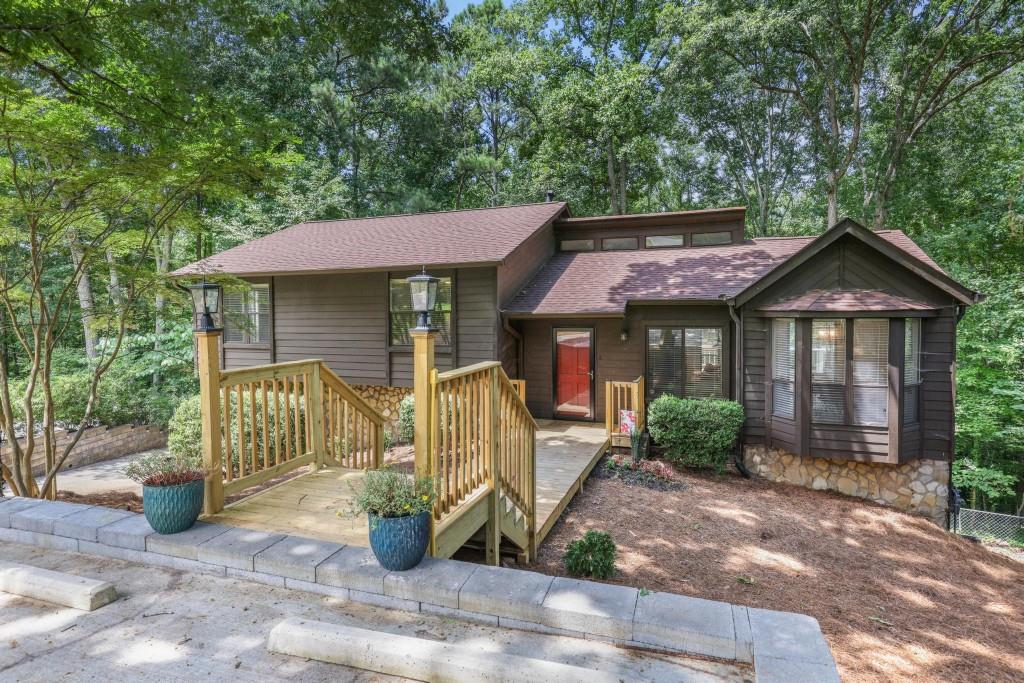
[554,329,593,420]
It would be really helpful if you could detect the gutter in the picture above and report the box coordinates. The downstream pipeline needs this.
[500,313,525,378]
[722,295,751,478]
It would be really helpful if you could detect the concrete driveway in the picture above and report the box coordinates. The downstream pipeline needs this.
[38,452,149,496]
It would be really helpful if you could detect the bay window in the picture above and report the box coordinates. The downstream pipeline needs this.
[852,319,889,426]
[771,318,796,419]
[811,320,846,423]
[904,318,921,424]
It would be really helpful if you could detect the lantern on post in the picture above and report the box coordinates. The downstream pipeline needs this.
[188,280,222,332]
[407,267,439,330]
[186,278,225,515]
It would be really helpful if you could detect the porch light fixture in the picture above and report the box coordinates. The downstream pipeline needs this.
[620,327,629,343]
[407,266,439,330]
[188,280,222,332]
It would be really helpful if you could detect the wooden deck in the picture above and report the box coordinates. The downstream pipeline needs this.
[203,420,608,549]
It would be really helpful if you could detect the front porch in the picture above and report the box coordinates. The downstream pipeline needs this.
[203,420,609,550]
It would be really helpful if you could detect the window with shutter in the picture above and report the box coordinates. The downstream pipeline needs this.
[684,328,723,398]
[772,318,796,419]
[811,320,845,423]
[646,328,683,399]
[223,285,270,345]
[904,318,921,424]
[389,276,452,346]
[852,319,888,426]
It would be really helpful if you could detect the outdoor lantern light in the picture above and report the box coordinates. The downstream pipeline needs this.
[188,280,222,332]
[407,266,439,330]
[620,327,629,343]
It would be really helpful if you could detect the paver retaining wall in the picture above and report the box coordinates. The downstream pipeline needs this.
[1,424,167,476]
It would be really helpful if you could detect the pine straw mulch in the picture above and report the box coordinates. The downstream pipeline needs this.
[56,490,143,513]
[534,465,1024,683]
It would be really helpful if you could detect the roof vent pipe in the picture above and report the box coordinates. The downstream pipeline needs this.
[545,190,555,202]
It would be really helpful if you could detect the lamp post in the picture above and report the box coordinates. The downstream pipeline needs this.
[187,280,224,516]
[408,267,439,481]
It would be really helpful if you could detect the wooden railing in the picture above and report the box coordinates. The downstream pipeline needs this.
[429,362,537,560]
[508,379,526,402]
[606,376,645,448]
[210,359,383,503]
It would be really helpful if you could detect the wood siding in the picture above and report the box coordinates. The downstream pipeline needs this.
[519,306,733,422]
[227,268,499,389]
[741,238,960,463]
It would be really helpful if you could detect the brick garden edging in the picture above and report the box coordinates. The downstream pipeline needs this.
[0,496,839,682]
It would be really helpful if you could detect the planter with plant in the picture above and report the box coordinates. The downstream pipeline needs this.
[352,467,435,571]
[124,452,206,534]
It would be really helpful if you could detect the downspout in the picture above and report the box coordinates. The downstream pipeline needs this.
[948,303,968,529]
[501,313,524,378]
[723,296,751,478]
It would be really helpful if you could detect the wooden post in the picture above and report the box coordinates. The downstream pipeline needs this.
[196,330,224,515]
[485,367,502,566]
[411,329,437,479]
[308,362,326,470]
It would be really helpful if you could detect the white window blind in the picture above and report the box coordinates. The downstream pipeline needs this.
[223,285,270,345]
[646,328,683,399]
[772,318,796,419]
[904,318,921,424]
[853,319,888,426]
[811,319,846,424]
[684,328,723,398]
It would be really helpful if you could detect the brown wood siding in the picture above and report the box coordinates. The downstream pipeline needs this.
[457,267,498,366]
[919,313,956,461]
[554,212,745,248]
[809,425,890,461]
[748,236,952,310]
[272,272,388,384]
[742,316,768,443]
[497,223,555,307]
[520,305,733,421]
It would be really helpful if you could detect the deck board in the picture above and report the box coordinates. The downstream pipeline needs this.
[203,420,608,549]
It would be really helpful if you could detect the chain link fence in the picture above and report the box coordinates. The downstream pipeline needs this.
[953,506,1024,545]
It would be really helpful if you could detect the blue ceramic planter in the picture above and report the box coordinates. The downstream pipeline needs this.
[143,479,204,534]
[367,511,430,571]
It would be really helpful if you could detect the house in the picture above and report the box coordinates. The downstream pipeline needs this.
[174,202,980,524]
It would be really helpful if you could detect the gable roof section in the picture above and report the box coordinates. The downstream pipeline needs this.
[172,202,569,277]
[732,218,979,306]
[505,227,971,316]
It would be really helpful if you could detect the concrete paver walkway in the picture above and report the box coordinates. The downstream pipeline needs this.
[0,542,743,682]
[36,451,156,496]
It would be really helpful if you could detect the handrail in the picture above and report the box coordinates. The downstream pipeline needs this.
[206,358,385,506]
[435,360,501,382]
[606,376,645,446]
[497,369,538,429]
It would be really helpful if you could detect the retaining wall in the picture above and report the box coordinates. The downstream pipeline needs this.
[1,425,166,476]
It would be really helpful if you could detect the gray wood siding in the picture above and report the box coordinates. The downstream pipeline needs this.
[457,267,498,366]
[273,273,388,384]
[497,223,555,307]
[222,343,271,370]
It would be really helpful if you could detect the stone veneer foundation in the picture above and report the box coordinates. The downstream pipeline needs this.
[743,445,949,527]
[352,385,412,431]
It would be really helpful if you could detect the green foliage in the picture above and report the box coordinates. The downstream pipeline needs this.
[953,459,1018,502]
[398,394,416,444]
[167,392,306,474]
[647,396,745,472]
[563,530,617,579]
[123,449,204,487]
[352,468,435,519]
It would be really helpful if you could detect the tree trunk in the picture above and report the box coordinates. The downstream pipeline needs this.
[606,140,620,215]
[153,226,173,386]
[69,235,98,359]
[826,182,839,228]
[106,249,122,307]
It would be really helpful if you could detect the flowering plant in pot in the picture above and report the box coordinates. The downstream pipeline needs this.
[124,452,206,534]
[352,468,435,571]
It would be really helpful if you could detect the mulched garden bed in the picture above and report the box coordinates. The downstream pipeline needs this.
[534,468,1024,683]
[592,453,686,491]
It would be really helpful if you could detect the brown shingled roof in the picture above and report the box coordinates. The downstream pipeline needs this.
[505,231,941,316]
[172,202,568,277]
[756,289,937,312]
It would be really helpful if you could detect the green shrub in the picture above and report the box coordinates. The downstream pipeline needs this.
[167,391,306,475]
[647,395,745,472]
[397,393,415,443]
[352,467,435,520]
[564,530,616,579]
